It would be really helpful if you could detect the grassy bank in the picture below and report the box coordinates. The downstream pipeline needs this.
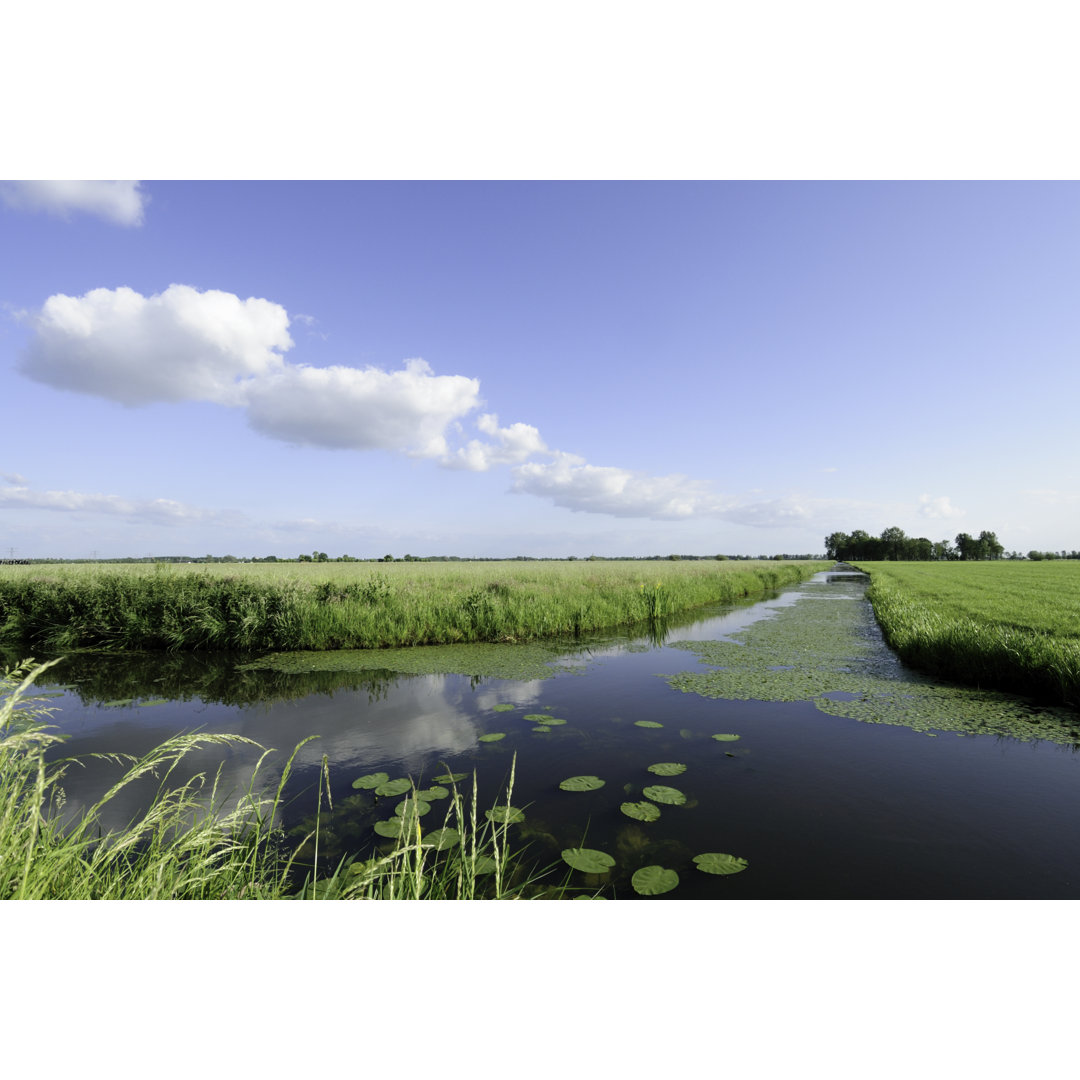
[1,659,541,900]
[0,560,826,653]
[860,561,1080,708]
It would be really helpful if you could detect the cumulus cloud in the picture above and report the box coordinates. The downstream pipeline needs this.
[512,452,722,519]
[0,482,242,525]
[20,285,293,406]
[445,412,548,470]
[244,359,480,456]
[0,181,148,226]
[918,494,964,519]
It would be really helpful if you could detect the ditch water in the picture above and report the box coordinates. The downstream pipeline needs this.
[10,569,1080,899]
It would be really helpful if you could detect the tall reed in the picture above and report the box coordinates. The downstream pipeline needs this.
[0,560,826,653]
[1,660,546,899]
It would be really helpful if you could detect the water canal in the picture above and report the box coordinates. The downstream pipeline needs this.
[10,570,1080,899]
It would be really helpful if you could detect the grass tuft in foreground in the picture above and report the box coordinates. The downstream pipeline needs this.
[1,660,547,899]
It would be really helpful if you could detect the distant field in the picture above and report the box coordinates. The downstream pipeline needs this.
[858,561,1080,707]
[0,559,827,653]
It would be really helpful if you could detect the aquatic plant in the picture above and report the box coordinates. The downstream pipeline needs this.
[631,865,679,896]
[693,852,748,875]
[558,775,605,791]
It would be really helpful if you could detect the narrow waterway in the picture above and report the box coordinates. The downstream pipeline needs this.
[10,570,1080,899]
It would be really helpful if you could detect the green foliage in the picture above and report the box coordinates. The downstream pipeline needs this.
[620,801,661,822]
[863,562,1080,707]
[558,775,605,791]
[631,865,679,896]
[647,762,686,775]
[561,848,616,873]
[642,785,686,805]
[693,852,749,875]
[0,559,826,653]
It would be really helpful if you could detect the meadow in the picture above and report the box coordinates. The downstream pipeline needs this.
[0,559,826,653]
[858,561,1080,708]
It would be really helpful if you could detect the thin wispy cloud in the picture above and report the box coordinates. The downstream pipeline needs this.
[0,181,148,226]
[0,481,243,525]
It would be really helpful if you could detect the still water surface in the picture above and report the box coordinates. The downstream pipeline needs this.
[13,572,1080,899]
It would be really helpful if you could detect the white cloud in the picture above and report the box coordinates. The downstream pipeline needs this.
[918,494,964,519]
[0,483,242,525]
[512,452,719,519]
[244,359,480,456]
[1,471,27,485]
[445,412,548,470]
[20,285,293,406]
[0,181,147,226]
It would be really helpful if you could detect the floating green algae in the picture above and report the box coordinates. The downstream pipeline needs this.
[240,641,583,681]
[664,580,1080,745]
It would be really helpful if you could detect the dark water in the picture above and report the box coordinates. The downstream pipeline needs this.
[9,573,1080,899]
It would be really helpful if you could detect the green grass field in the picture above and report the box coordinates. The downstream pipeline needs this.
[0,559,827,653]
[858,561,1080,708]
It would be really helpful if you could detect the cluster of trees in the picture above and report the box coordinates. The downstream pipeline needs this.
[825,527,1006,562]
[1027,550,1080,561]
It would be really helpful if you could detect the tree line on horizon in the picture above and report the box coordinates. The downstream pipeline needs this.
[825,527,1009,562]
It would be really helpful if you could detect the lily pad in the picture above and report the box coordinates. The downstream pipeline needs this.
[373,819,406,839]
[559,775,605,792]
[642,785,686,806]
[693,852,749,876]
[620,801,661,822]
[352,771,389,790]
[485,805,525,824]
[432,772,467,784]
[473,855,497,875]
[532,725,552,733]
[647,762,686,776]
[136,699,169,707]
[539,717,566,726]
[631,865,679,896]
[523,713,553,722]
[478,732,506,742]
[420,827,461,850]
[394,798,432,818]
[561,848,616,874]
[374,778,412,797]
[634,720,664,728]
[712,734,741,742]
[492,703,515,712]
[416,785,449,801]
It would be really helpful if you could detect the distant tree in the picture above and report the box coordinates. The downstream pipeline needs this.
[298,553,312,562]
[824,532,850,560]
[382,554,394,562]
[955,533,976,560]
[880,526,907,561]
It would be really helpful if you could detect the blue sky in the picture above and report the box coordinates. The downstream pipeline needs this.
[2,180,1078,559]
